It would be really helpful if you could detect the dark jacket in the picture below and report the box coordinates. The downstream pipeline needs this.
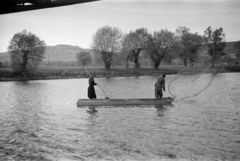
[154,76,165,99]
[88,77,97,99]
[155,76,165,90]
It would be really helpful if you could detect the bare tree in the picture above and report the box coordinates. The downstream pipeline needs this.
[91,26,122,70]
[122,28,149,69]
[146,29,176,69]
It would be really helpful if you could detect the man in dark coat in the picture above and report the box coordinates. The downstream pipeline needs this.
[155,74,166,99]
[88,76,97,99]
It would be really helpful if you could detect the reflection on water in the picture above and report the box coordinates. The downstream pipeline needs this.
[0,73,240,160]
[154,104,174,117]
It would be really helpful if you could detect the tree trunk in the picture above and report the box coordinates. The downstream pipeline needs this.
[132,48,141,69]
[104,61,111,70]
[184,59,187,67]
[154,60,160,69]
[102,51,112,70]
[133,57,139,69]
[154,55,164,69]
[21,51,29,75]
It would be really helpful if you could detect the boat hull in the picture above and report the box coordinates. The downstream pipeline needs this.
[77,97,174,107]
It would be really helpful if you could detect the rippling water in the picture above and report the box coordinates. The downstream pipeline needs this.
[0,73,240,161]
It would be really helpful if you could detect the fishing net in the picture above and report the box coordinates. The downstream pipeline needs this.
[168,54,227,100]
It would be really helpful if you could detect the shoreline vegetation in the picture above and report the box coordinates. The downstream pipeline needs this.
[0,65,240,82]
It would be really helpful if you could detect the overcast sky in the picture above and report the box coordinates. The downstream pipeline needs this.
[0,0,239,53]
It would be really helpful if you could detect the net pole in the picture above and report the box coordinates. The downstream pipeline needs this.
[79,60,110,99]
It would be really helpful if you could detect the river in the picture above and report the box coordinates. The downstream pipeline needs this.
[0,73,239,161]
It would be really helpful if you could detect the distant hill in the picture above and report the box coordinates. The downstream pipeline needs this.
[0,42,239,64]
[0,51,9,64]
[43,44,92,62]
[0,44,92,63]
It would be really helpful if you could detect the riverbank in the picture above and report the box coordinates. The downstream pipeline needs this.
[0,65,240,81]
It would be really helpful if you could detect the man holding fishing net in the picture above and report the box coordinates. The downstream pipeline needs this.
[155,74,166,99]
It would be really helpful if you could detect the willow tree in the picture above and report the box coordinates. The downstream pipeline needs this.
[8,30,46,75]
[122,28,149,69]
[174,26,203,66]
[91,26,122,70]
[146,29,176,69]
[204,26,226,67]
[179,32,204,66]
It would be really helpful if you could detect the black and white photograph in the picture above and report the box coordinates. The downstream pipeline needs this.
[0,0,240,160]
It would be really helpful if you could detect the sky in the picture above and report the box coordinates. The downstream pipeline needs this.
[0,0,240,53]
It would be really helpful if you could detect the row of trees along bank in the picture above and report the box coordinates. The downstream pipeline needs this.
[77,26,232,70]
[6,27,240,76]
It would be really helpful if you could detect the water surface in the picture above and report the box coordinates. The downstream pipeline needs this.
[0,73,239,160]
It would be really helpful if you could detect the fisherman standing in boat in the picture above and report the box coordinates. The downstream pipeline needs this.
[87,75,98,113]
[155,74,166,99]
[88,76,97,99]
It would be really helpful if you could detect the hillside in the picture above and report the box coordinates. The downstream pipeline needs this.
[0,41,239,64]
[0,44,92,63]
[0,51,9,64]
[43,44,93,62]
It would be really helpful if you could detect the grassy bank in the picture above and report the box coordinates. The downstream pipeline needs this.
[0,65,240,81]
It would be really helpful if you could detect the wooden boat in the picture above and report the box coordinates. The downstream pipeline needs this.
[77,97,174,107]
